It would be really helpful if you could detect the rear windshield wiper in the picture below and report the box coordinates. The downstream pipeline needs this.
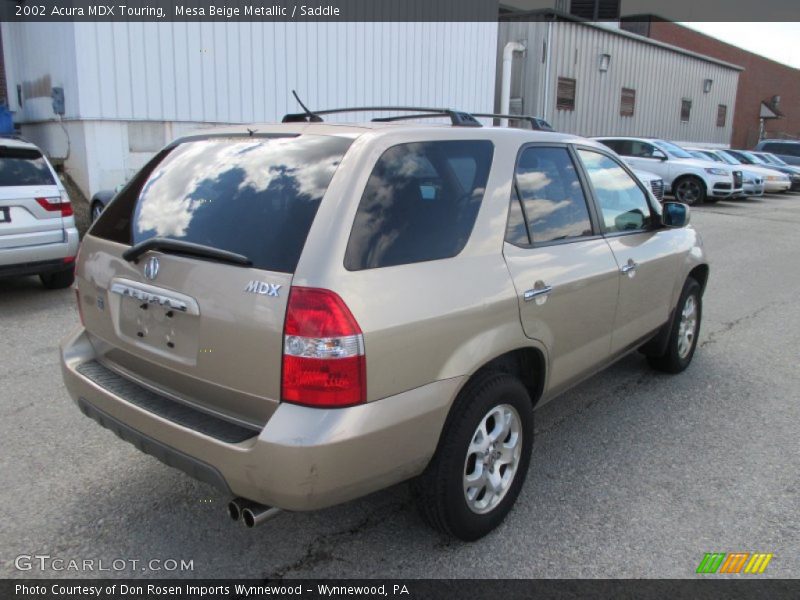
[122,237,253,267]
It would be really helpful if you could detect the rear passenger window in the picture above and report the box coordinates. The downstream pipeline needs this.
[598,139,629,155]
[344,141,494,270]
[514,146,593,244]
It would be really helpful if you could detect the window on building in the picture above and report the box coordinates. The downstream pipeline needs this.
[512,146,593,244]
[681,99,692,122]
[556,77,577,112]
[716,105,727,128]
[569,0,621,20]
[620,88,636,117]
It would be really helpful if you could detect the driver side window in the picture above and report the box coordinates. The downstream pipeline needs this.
[578,150,653,234]
[630,141,658,158]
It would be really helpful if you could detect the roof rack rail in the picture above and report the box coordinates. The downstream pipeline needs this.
[282,106,482,128]
[471,113,554,131]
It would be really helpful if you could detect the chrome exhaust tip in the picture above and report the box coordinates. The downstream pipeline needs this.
[242,505,282,528]
[227,498,252,522]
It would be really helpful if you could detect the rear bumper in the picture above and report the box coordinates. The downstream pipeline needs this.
[60,327,461,511]
[0,257,74,278]
[0,227,79,270]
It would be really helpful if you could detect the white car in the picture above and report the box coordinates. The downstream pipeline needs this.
[594,137,743,205]
[684,148,765,197]
[632,169,665,203]
[0,137,79,288]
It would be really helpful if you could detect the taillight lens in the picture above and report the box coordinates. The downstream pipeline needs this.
[36,193,73,217]
[281,287,366,407]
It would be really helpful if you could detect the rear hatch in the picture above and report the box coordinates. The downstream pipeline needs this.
[0,146,65,254]
[79,134,353,426]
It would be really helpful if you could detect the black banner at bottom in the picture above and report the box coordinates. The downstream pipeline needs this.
[3,579,800,600]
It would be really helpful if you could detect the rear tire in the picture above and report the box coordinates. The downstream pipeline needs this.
[411,373,533,541]
[40,268,75,290]
[673,176,706,206]
[648,278,702,374]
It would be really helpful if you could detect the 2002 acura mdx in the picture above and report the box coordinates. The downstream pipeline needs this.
[61,108,708,541]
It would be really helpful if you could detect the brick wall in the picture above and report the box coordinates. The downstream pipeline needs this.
[635,21,800,149]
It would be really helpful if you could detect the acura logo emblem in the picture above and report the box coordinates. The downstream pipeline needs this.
[143,256,160,280]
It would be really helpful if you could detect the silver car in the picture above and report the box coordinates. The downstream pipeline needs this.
[0,138,79,288]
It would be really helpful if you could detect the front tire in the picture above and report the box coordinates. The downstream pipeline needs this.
[648,278,702,373]
[411,373,533,541]
[673,176,706,206]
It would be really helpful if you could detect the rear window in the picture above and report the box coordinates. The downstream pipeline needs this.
[344,140,494,270]
[91,135,352,273]
[0,147,56,186]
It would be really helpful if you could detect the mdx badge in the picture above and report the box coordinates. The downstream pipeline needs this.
[244,280,282,297]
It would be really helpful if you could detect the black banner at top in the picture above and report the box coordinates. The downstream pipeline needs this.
[2,0,800,22]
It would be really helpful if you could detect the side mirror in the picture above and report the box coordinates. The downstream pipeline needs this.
[652,150,667,161]
[662,201,690,228]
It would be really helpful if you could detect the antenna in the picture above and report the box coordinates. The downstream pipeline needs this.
[291,90,322,122]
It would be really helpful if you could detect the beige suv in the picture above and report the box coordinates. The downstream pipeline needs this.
[61,108,708,541]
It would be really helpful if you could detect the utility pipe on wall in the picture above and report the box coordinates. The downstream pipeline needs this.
[500,41,526,127]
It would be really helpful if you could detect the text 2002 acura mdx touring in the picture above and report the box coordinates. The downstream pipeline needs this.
[61,108,708,541]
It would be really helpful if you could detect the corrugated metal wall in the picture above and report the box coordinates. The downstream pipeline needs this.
[32,21,496,124]
[499,20,740,144]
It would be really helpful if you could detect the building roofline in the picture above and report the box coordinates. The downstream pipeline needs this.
[500,9,744,72]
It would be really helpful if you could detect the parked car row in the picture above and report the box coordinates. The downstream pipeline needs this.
[592,136,800,205]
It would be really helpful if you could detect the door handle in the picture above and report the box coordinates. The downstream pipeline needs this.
[620,259,638,275]
[523,285,553,302]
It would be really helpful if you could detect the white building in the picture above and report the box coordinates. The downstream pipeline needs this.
[1,22,498,198]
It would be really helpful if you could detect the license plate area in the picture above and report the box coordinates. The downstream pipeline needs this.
[109,279,200,364]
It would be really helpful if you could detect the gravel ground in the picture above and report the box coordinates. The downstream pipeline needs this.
[1,193,798,579]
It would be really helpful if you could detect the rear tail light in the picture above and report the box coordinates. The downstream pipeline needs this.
[36,193,73,217]
[281,287,366,408]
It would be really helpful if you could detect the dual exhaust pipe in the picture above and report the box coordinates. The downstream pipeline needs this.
[228,497,282,528]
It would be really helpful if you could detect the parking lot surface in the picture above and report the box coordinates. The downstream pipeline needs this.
[2,193,798,579]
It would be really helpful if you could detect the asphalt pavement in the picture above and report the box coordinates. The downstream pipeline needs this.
[1,193,798,579]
